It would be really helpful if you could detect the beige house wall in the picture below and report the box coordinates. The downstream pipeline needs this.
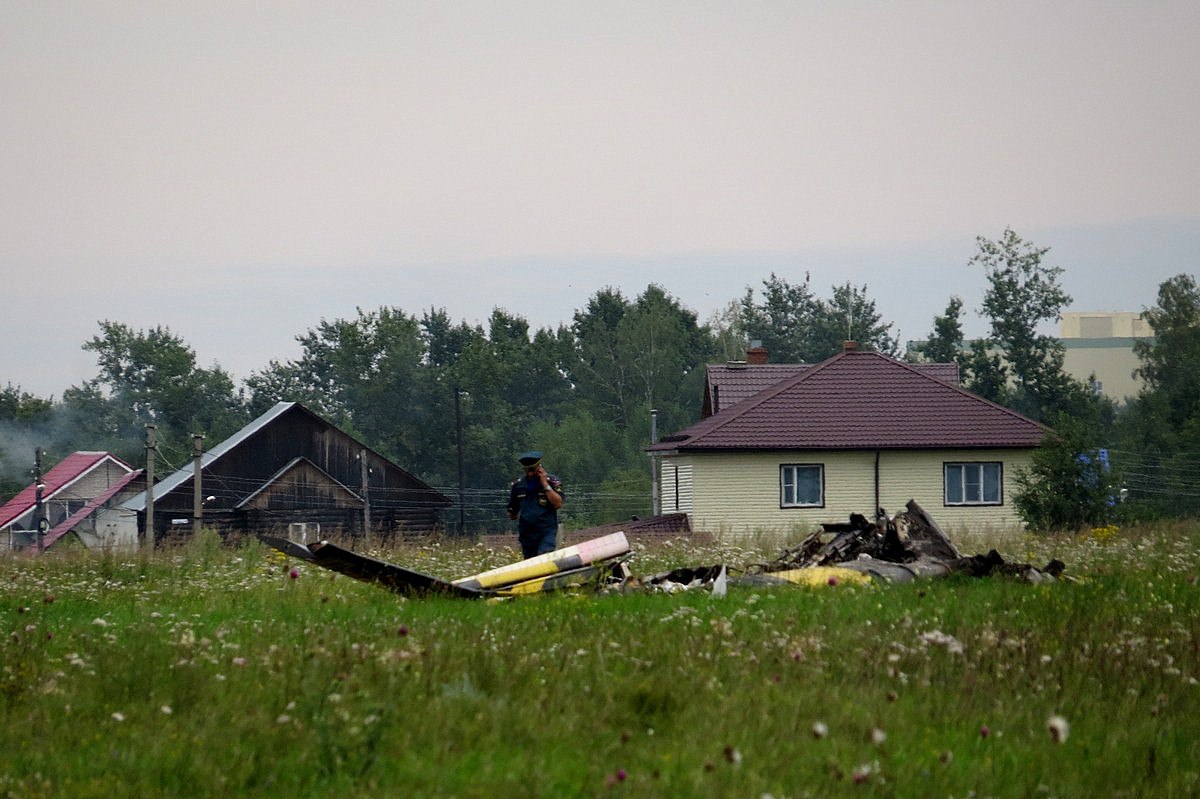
[660,448,1034,539]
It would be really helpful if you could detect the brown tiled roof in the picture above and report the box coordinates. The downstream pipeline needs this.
[703,360,958,417]
[704,364,811,416]
[658,350,1044,452]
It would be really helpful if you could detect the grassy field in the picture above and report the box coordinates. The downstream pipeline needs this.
[2,523,1198,798]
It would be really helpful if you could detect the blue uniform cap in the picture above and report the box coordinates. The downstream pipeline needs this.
[518,451,543,467]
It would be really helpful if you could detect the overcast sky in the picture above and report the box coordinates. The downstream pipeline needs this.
[3,1,1198,399]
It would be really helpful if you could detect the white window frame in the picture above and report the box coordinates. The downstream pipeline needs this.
[944,462,1003,506]
[780,464,824,508]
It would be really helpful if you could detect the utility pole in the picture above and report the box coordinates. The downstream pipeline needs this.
[455,388,466,535]
[192,433,204,531]
[144,424,156,552]
[360,449,371,537]
[33,448,45,554]
[650,409,660,517]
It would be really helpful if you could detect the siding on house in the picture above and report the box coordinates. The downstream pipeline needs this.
[669,448,1033,538]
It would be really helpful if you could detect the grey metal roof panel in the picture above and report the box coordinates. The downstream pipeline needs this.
[121,402,297,510]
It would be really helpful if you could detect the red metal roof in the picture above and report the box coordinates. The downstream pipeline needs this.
[0,452,134,529]
[657,349,1044,452]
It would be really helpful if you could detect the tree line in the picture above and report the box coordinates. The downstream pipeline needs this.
[2,230,1197,531]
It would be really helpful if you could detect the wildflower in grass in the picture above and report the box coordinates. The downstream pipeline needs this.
[724,745,742,765]
[277,714,291,724]
[918,629,964,655]
[1047,715,1069,743]
[111,712,125,722]
[289,568,300,580]
[160,705,172,715]
[92,618,109,628]
[812,721,828,739]
[870,727,886,746]
[980,724,990,739]
[851,762,875,783]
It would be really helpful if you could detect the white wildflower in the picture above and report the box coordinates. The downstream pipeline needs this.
[1047,715,1070,744]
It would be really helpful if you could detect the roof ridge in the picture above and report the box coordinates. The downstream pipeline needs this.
[883,354,1052,431]
[652,348,1045,452]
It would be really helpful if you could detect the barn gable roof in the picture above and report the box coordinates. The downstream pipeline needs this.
[122,402,448,511]
[235,457,365,510]
[654,349,1045,452]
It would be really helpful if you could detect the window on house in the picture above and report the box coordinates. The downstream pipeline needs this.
[944,462,1002,505]
[781,464,824,508]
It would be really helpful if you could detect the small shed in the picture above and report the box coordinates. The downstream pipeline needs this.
[120,402,451,542]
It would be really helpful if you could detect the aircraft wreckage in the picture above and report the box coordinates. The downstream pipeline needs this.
[262,500,1065,598]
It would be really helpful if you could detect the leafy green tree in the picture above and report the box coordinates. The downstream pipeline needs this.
[569,287,635,425]
[736,273,820,362]
[570,284,716,432]
[1014,414,1120,531]
[907,296,965,373]
[969,229,1094,421]
[1116,274,1200,516]
[962,339,1010,404]
[247,307,429,462]
[738,274,897,362]
[812,282,900,358]
[1133,274,1200,431]
[566,285,719,518]
[0,384,56,500]
[706,300,752,362]
[0,384,52,422]
[67,322,247,465]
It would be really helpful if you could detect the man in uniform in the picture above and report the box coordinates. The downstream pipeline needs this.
[506,451,564,558]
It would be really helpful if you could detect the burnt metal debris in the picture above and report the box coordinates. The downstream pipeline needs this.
[742,500,1065,585]
[262,500,1065,599]
[261,532,632,599]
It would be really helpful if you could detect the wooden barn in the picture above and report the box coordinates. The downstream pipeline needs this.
[119,402,451,543]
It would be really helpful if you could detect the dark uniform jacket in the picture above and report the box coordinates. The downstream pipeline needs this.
[507,473,564,533]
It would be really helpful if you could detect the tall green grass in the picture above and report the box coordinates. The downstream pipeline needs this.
[2,525,1198,798]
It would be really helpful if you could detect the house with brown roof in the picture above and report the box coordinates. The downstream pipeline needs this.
[704,347,958,417]
[0,452,144,552]
[650,343,1046,537]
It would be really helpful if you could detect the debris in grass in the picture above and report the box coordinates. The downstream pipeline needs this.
[742,500,1066,586]
[261,500,1066,600]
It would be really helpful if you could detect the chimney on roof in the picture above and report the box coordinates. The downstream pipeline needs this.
[843,340,858,351]
[747,339,768,364]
